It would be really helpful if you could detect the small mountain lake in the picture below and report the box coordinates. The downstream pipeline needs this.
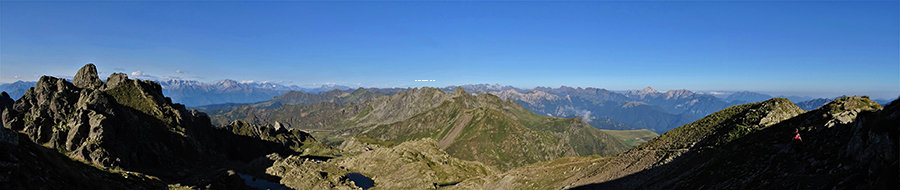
[344,173,375,189]
[438,182,460,187]
[237,173,291,190]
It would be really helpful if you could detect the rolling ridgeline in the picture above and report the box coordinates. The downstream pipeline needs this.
[209,85,634,171]
[1,64,897,189]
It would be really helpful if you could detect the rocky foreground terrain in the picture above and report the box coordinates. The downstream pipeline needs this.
[0,64,338,189]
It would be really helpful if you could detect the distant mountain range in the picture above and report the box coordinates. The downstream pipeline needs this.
[156,79,287,107]
[725,91,774,104]
[796,98,834,111]
[0,79,357,106]
[187,83,896,133]
[0,81,36,101]
[443,86,735,133]
[2,79,895,132]
[4,79,892,110]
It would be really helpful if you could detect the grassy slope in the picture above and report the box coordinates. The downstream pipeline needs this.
[601,96,890,190]
[638,98,803,150]
[599,129,659,147]
[451,98,806,189]
[362,91,631,171]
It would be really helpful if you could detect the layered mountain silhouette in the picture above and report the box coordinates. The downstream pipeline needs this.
[196,87,395,112]
[0,81,36,101]
[725,90,774,104]
[133,78,367,107]
[796,98,834,111]
[448,85,734,133]
[158,79,288,107]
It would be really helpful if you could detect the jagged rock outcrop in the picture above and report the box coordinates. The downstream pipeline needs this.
[268,139,496,190]
[0,92,13,128]
[264,154,358,190]
[1,67,213,174]
[0,126,167,189]
[219,119,339,160]
[0,64,328,188]
[73,63,103,89]
[338,138,496,189]
[0,92,13,110]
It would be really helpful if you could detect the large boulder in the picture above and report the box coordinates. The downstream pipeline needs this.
[73,63,103,89]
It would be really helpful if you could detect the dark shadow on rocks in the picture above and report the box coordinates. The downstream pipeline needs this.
[574,99,899,190]
[0,132,167,190]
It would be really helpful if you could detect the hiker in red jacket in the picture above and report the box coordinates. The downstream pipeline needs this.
[791,128,803,149]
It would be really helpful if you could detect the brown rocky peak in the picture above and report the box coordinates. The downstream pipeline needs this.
[73,63,102,89]
[452,86,467,95]
[103,73,129,90]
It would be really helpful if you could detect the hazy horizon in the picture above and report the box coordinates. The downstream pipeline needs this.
[1,73,894,101]
[2,1,898,99]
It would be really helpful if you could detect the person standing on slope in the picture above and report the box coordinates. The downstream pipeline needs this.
[791,128,803,150]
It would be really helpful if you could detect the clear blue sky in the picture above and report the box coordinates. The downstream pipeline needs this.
[1,1,898,99]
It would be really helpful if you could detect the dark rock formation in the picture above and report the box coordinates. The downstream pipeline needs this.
[1,64,325,188]
[570,96,897,190]
[73,63,103,89]
[2,70,209,173]
[0,92,12,129]
[0,92,13,109]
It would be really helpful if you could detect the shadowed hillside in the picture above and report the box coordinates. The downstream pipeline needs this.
[447,97,897,190]
[572,96,895,189]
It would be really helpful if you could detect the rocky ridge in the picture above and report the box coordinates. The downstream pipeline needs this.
[361,88,631,170]
[263,138,496,190]
[210,86,634,172]
[1,64,329,189]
